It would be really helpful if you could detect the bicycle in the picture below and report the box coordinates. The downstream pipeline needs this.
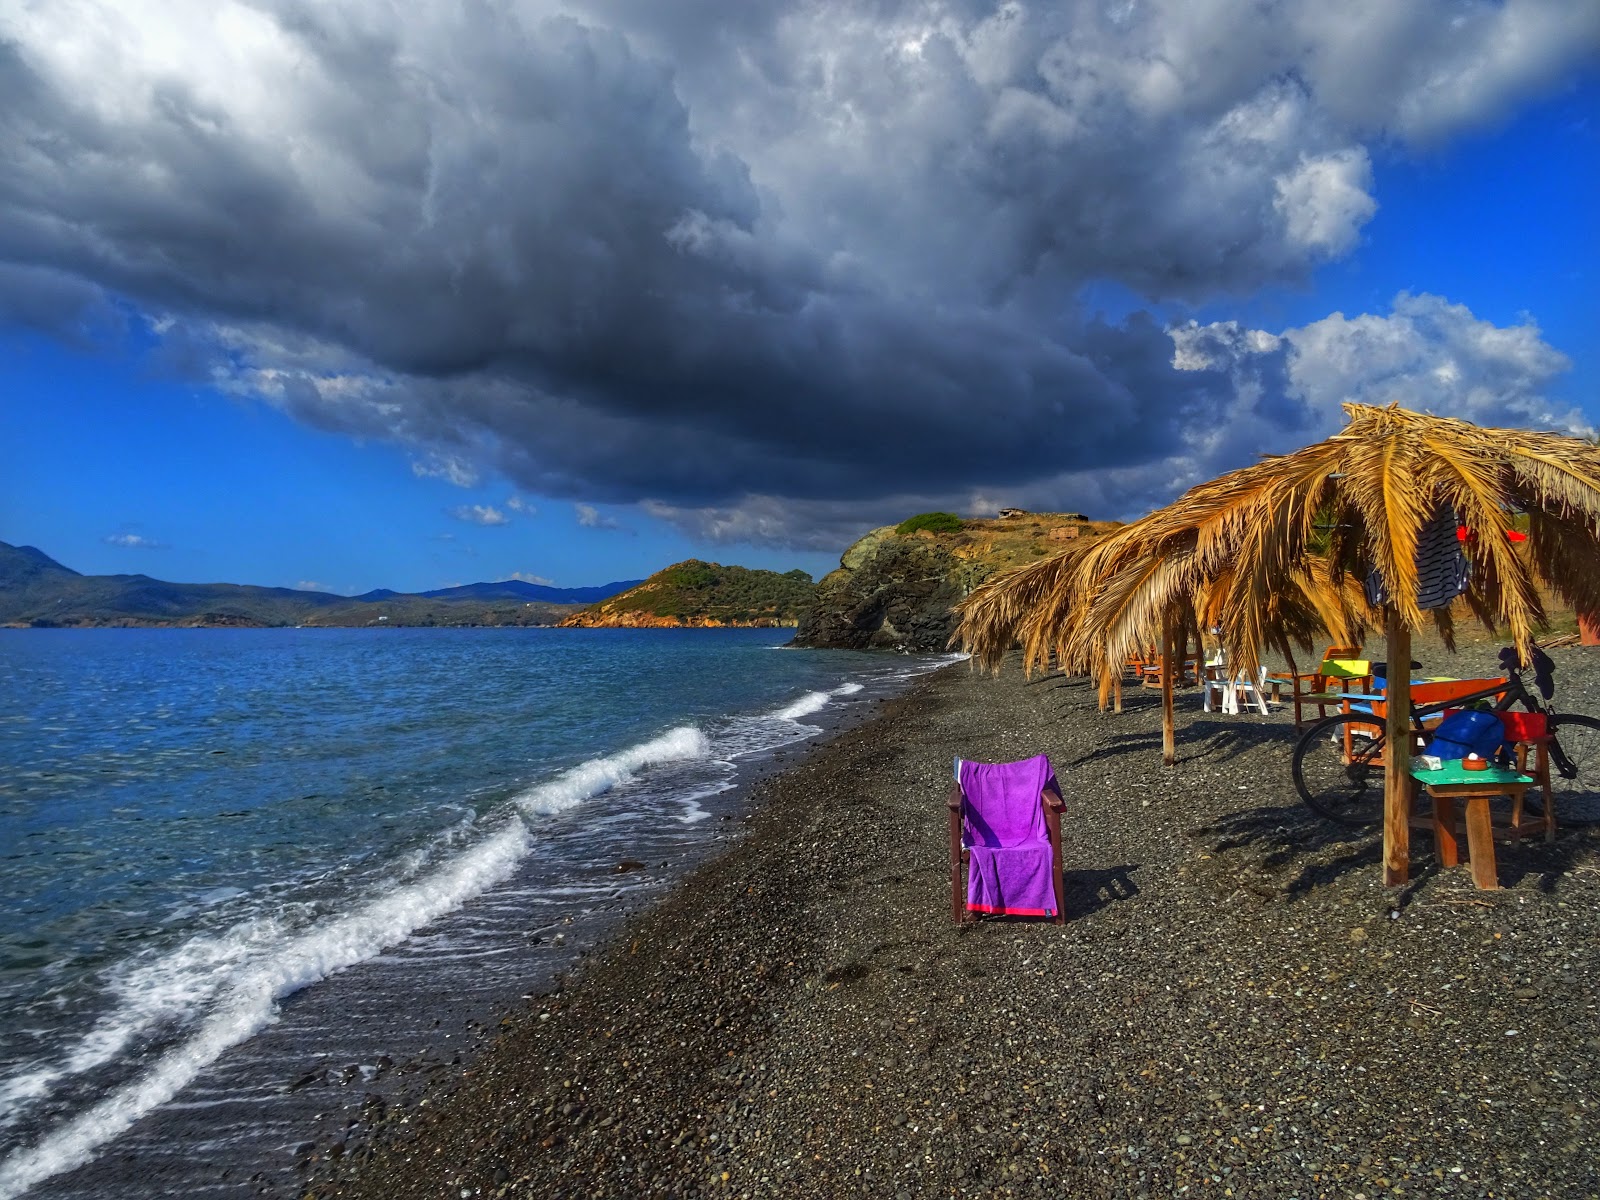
[1291,646,1600,827]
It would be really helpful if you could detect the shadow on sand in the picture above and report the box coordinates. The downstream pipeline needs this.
[1064,863,1141,918]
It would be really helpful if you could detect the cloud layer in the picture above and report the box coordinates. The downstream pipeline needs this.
[2,1,1596,543]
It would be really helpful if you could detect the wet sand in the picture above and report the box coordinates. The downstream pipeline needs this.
[307,649,1600,1200]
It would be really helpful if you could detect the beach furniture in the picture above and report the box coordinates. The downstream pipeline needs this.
[1332,676,1508,766]
[1139,650,1200,690]
[1411,759,1539,890]
[1346,677,1509,727]
[1267,648,1370,729]
[1200,651,1270,715]
[948,755,1065,924]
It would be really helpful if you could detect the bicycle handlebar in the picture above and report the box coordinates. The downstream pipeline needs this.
[1499,644,1556,701]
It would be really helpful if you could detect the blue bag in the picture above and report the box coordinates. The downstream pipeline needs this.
[1424,710,1505,762]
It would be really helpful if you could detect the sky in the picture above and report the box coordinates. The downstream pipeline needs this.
[1,0,1597,595]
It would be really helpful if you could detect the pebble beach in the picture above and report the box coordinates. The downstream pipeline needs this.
[308,643,1600,1200]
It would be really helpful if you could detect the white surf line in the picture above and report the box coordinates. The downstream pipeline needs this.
[0,821,530,1200]
[770,680,866,722]
[0,725,710,1199]
[514,726,709,816]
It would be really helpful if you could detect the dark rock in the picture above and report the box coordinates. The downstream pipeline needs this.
[792,530,969,652]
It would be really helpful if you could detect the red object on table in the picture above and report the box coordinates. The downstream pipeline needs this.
[1462,756,1487,771]
[1499,711,1548,742]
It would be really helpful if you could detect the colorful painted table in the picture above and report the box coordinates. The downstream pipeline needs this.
[1410,762,1537,890]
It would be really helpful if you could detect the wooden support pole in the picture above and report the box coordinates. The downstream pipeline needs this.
[1383,607,1412,887]
[1161,615,1177,767]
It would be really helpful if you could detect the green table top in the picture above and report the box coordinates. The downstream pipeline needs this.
[1412,762,1534,787]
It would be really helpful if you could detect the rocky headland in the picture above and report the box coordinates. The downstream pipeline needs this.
[793,510,1122,652]
[560,560,815,629]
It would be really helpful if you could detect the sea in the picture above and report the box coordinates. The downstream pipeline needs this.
[0,627,953,1199]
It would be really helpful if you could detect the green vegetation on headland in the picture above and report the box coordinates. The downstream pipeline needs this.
[894,511,965,535]
[0,541,626,629]
[561,560,815,628]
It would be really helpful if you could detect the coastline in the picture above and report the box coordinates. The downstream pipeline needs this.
[308,648,1600,1199]
[5,640,940,1200]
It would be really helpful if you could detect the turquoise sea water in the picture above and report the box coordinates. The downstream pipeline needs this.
[0,628,945,1198]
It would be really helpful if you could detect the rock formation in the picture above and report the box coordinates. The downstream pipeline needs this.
[793,511,1120,652]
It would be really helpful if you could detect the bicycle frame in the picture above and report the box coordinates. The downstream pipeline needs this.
[1292,645,1596,827]
[1343,667,1579,780]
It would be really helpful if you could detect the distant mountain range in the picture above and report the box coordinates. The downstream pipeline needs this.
[0,541,642,628]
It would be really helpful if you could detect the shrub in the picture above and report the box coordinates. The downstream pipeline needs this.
[896,511,964,535]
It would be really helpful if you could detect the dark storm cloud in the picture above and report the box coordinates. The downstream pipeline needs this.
[1,0,1596,544]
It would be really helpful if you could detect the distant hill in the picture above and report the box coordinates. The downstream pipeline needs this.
[0,542,635,629]
[560,560,816,628]
[0,542,80,589]
[419,579,643,604]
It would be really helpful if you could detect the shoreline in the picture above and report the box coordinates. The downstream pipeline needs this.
[305,647,1600,1200]
[8,648,942,1200]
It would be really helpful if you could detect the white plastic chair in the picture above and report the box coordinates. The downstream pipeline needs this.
[1201,651,1270,715]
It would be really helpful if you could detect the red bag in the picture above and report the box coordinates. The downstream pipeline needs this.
[1499,711,1548,742]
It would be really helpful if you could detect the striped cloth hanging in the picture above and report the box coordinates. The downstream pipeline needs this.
[1364,505,1469,611]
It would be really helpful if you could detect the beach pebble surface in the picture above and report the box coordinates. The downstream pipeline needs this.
[307,638,1600,1199]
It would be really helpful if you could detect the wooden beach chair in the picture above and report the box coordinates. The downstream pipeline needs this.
[948,755,1065,925]
[1268,647,1369,729]
[1139,649,1201,690]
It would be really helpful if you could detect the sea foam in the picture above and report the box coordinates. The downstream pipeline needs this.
[514,725,709,816]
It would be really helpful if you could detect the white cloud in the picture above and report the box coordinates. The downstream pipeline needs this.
[295,580,326,591]
[102,532,168,549]
[1162,291,1583,494]
[411,454,481,489]
[502,571,555,586]
[1282,294,1578,429]
[504,495,536,514]
[575,504,618,530]
[1274,148,1378,257]
[447,504,510,526]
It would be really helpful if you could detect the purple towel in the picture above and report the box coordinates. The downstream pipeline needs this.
[958,754,1059,917]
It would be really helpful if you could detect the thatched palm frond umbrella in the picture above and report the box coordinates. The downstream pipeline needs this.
[957,523,1176,718]
[957,403,1600,885]
[957,507,1361,764]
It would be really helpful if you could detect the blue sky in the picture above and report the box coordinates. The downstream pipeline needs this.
[0,332,828,591]
[1200,81,1597,363]
[1,3,1596,595]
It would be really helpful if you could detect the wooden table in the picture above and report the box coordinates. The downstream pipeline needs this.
[1410,762,1537,890]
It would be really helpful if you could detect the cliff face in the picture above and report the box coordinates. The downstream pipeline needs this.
[793,512,1120,652]
[791,529,965,651]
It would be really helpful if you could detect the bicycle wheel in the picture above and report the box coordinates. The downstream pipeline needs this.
[1546,713,1600,824]
[1292,712,1389,826]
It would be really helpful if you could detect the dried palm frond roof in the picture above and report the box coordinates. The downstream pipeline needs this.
[956,403,1600,677]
